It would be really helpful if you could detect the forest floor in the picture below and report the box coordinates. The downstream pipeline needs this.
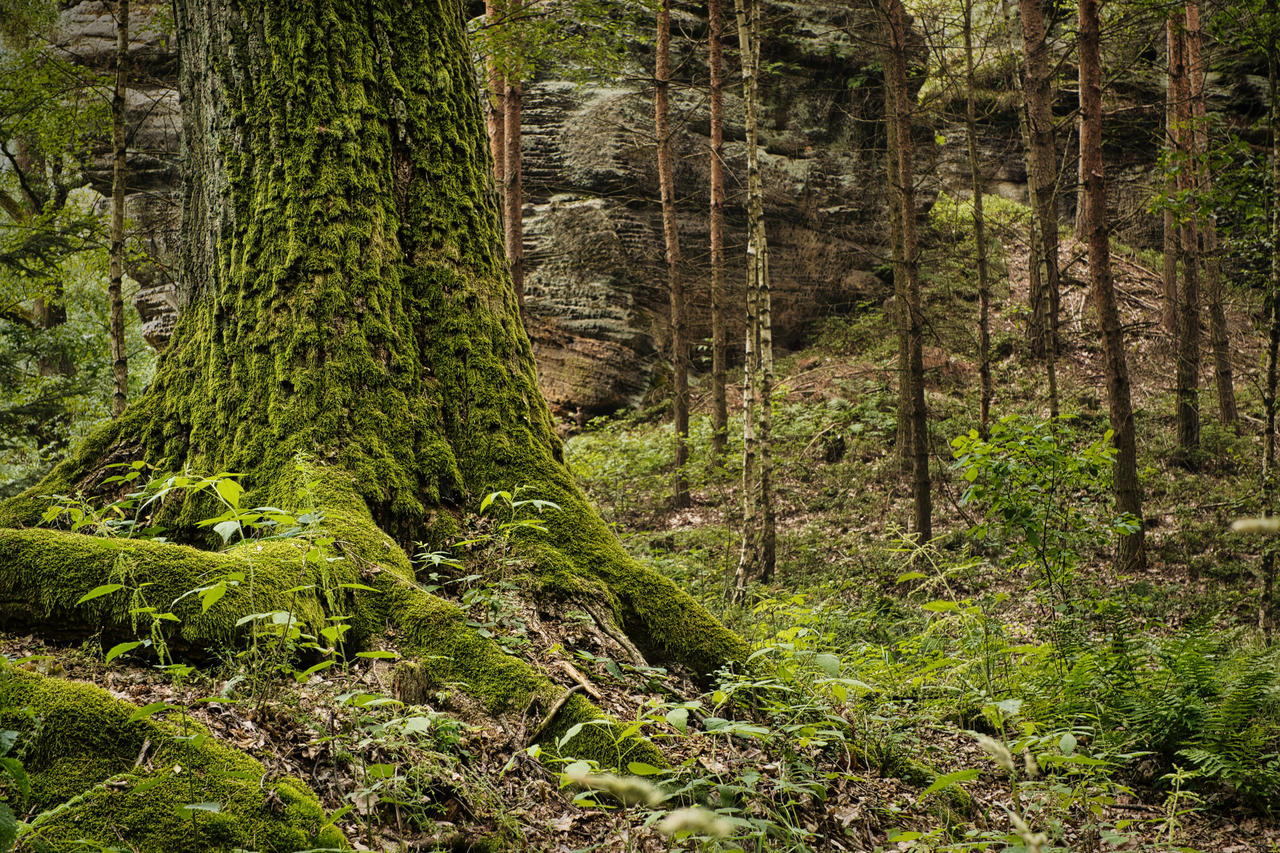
[5,194,1280,852]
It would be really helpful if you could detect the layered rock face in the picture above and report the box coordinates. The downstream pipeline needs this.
[55,1,182,347]
[55,0,895,416]
[521,3,891,417]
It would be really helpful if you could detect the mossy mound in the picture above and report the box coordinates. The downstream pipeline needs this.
[0,664,346,852]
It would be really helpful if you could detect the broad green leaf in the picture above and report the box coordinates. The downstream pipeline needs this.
[201,583,227,614]
[921,600,959,613]
[0,756,30,799]
[76,584,124,605]
[0,801,17,852]
[627,761,663,776]
[356,650,397,660]
[127,701,173,724]
[814,653,841,677]
[212,520,240,544]
[214,477,244,508]
[665,707,689,734]
[105,641,143,664]
[1059,732,1078,756]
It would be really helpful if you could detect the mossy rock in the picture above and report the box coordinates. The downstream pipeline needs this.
[0,664,346,852]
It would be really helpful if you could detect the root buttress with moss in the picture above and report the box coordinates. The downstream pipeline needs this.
[0,0,745,848]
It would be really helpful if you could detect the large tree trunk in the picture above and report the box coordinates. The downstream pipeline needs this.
[656,0,690,508]
[882,0,931,541]
[0,5,745,835]
[504,75,525,308]
[107,0,129,417]
[709,0,729,458]
[1169,13,1201,463]
[1184,0,1237,430]
[1079,0,1146,572]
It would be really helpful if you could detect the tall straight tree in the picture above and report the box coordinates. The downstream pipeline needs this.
[885,79,913,474]
[503,0,525,307]
[1262,0,1280,634]
[107,0,129,417]
[1163,41,1179,338]
[484,0,506,192]
[1017,0,1060,414]
[963,0,993,437]
[1169,13,1201,462]
[1184,0,1237,429]
[708,0,729,458]
[881,0,931,540]
[732,0,776,598]
[655,0,690,507]
[1079,0,1146,571]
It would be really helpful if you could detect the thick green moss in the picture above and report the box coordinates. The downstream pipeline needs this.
[1,665,345,852]
[0,0,742,791]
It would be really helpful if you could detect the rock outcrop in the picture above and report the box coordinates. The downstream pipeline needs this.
[54,0,899,417]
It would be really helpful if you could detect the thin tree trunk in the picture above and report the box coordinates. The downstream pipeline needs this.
[963,0,992,438]
[709,0,728,459]
[1018,0,1061,416]
[504,75,524,309]
[885,79,913,475]
[1184,0,1237,430]
[108,0,129,418]
[1170,14,1201,463]
[733,0,775,599]
[485,0,506,191]
[1262,13,1280,638]
[883,0,931,541]
[1079,0,1146,572]
[1163,38,1179,341]
[656,0,690,508]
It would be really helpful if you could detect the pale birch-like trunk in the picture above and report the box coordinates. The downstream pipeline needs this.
[485,0,506,192]
[732,0,775,599]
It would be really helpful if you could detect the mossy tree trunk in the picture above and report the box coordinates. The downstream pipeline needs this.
[1,0,743,789]
[107,0,129,417]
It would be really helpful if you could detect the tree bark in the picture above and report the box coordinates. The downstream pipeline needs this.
[885,77,913,475]
[108,0,129,418]
[1018,0,1061,373]
[656,0,690,508]
[963,0,992,438]
[1184,0,1237,430]
[0,0,745,789]
[1163,36,1179,341]
[1169,13,1201,463]
[1262,9,1280,637]
[709,0,728,459]
[1079,0,1146,571]
[485,0,506,192]
[732,0,776,598]
[504,71,524,309]
[882,0,931,541]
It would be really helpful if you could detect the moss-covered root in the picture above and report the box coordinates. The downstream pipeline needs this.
[0,665,345,852]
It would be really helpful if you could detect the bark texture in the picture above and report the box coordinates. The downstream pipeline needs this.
[656,0,690,508]
[883,0,931,541]
[963,0,992,437]
[1184,0,1236,430]
[732,0,776,598]
[708,0,728,459]
[0,1,745,814]
[1169,14,1201,462]
[107,0,129,417]
[1079,0,1146,571]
